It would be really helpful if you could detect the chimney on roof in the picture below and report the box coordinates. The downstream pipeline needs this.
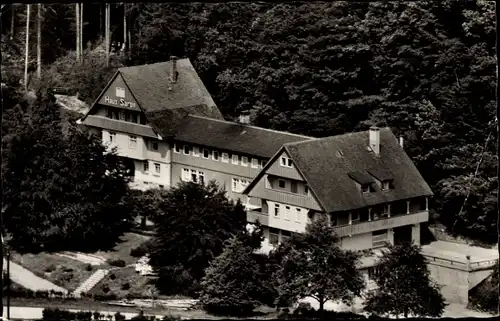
[399,136,404,148]
[170,56,178,83]
[369,126,380,155]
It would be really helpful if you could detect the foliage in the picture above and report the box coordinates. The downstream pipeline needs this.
[199,235,264,316]
[107,259,127,267]
[364,243,446,318]
[42,308,92,321]
[469,262,499,313]
[271,215,365,312]
[148,181,247,296]
[2,2,496,244]
[42,47,125,104]
[126,188,166,227]
[2,91,133,252]
[126,2,496,243]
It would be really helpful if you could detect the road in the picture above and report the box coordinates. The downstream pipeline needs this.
[3,307,164,320]
[2,259,68,294]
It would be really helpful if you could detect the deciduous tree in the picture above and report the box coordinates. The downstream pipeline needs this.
[148,181,247,295]
[364,243,446,318]
[272,215,365,312]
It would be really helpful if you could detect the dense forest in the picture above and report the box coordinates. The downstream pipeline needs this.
[1,1,497,243]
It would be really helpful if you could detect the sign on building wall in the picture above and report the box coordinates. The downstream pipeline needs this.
[98,74,140,110]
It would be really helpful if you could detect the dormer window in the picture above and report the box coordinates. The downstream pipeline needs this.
[361,184,375,193]
[381,180,391,190]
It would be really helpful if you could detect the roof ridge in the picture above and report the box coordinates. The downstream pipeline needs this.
[284,127,391,147]
[118,58,191,71]
[186,114,315,139]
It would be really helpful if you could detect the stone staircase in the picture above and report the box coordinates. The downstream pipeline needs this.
[73,269,109,298]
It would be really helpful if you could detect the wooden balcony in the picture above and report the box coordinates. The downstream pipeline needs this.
[334,210,429,238]
[247,210,269,226]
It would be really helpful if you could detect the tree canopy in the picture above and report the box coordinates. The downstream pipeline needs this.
[271,215,365,312]
[364,243,446,318]
[1,1,496,243]
[2,89,133,252]
[148,181,247,295]
[199,233,265,316]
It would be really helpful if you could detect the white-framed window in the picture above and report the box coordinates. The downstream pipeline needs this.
[198,171,205,184]
[280,156,293,168]
[222,153,229,163]
[232,154,239,165]
[203,148,210,159]
[251,158,259,168]
[212,151,219,161]
[151,140,159,151]
[129,135,137,149]
[232,178,249,193]
[143,161,149,172]
[182,168,190,181]
[193,147,200,157]
[274,204,280,218]
[191,169,198,182]
[109,132,116,143]
[382,180,391,190]
[115,86,126,98]
[278,179,286,189]
[154,163,161,174]
[241,156,248,167]
[183,145,191,155]
[351,211,360,223]
[295,208,302,222]
[232,178,239,192]
[284,206,291,220]
[174,144,181,153]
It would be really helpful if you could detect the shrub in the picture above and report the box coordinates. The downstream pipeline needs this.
[93,293,118,301]
[109,273,116,280]
[115,312,126,321]
[121,282,131,290]
[45,264,57,273]
[86,264,93,271]
[107,259,126,267]
[130,243,150,257]
[101,283,110,293]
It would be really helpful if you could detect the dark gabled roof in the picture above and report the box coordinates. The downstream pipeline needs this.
[80,58,224,138]
[347,171,375,185]
[118,59,220,115]
[172,115,314,158]
[368,168,394,182]
[146,104,224,138]
[283,127,433,212]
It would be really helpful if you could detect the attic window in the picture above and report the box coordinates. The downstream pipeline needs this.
[381,180,393,191]
[361,184,375,193]
[280,156,293,168]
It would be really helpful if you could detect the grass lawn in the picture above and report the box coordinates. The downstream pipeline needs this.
[88,266,158,299]
[10,252,99,292]
[95,232,152,266]
[9,232,151,293]
[4,297,280,320]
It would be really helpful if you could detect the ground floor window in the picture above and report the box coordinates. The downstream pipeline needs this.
[269,228,280,246]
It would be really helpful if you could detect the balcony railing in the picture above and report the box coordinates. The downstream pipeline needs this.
[247,210,269,226]
[333,210,429,238]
